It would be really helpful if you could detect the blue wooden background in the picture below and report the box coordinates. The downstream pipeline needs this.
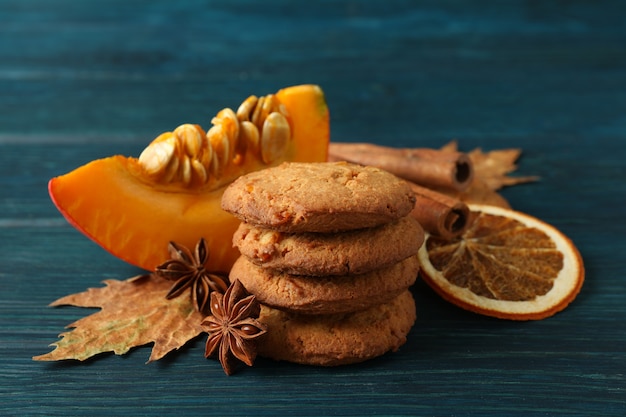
[1,1,625,416]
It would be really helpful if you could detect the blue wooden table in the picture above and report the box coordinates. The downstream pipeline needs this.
[1,1,625,416]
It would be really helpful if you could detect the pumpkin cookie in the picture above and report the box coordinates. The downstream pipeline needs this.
[221,161,416,233]
[257,290,416,366]
[233,216,424,276]
[229,254,419,315]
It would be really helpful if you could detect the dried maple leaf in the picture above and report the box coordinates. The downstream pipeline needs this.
[33,274,205,363]
[459,179,513,208]
[438,141,538,207]
[439,140,460,154]
[468,147,539,191]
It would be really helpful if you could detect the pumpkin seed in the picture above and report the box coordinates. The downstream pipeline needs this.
[138,135,176,176]
[236,95,258,122]
[137,92,292,187]
[261,112,290,164]
[176,124,203,158]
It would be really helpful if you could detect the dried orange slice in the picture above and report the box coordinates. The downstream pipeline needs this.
[417,204,584,320]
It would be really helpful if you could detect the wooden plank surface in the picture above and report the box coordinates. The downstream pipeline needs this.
[1,1,625,416]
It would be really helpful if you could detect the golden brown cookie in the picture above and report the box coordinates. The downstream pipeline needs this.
[221,161,416,233]
[233,216,424,276]
[229,254,419,315]
[257,290,416,366]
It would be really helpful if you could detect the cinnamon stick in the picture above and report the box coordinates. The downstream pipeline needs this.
[407,182,471,239]
[328,142,474,192]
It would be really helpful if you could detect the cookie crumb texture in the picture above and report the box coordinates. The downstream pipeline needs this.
[257,290,416,366]
[223,160,421,366]
[233,216,424,276]
[221,161,416,233]
[230,255,419,315]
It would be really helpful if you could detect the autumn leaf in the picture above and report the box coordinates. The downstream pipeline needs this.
[439,141,539,207]
[468,147,539,191]
[33,274,205,363]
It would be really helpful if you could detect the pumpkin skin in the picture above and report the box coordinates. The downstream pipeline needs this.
[48,85,330,272]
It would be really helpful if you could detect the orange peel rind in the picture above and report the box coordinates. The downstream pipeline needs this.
[417,204,585,320]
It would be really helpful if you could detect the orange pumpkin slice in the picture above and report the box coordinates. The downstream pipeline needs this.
[49,84,330,272]
[417,204,584,320]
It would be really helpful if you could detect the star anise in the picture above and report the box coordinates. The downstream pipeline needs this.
[155,238,229,315]
[201,279,267,375]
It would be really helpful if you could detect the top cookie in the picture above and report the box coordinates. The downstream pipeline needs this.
[221,161,416,233]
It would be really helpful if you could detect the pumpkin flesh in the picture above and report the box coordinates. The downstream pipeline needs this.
[48,85,330,272]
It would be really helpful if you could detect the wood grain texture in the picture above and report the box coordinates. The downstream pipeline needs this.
[1,1,625,416]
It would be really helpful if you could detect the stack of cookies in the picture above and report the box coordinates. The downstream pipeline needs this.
[221,161,424,366]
